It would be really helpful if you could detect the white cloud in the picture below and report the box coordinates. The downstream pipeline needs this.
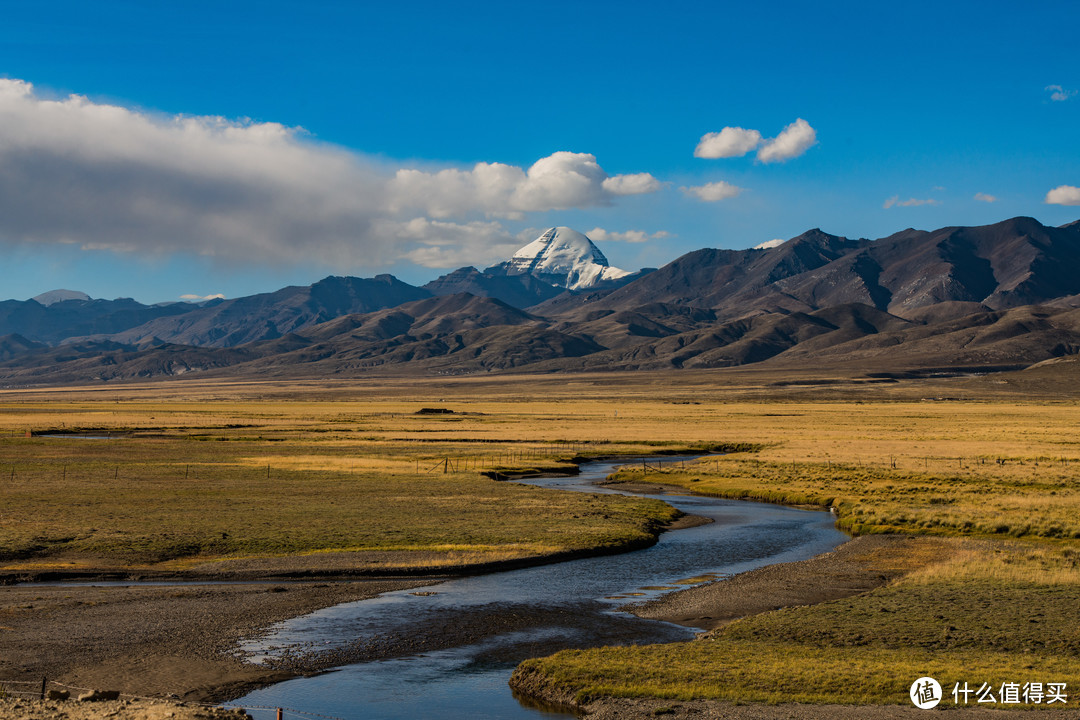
[387,218,523,269]
[586,228,672,244]
[974,192,998,203]
[756,118,817,163]
[180,293,226,301]
[601,172,663,195]
[883,195,941,209]
[0,78,659,272]
[388,152,660,219]
[1045,185,1080,206]
[694,127,762,159]
[1046,84,1078,102]
[680,181,743,202]
[754,238,786,249]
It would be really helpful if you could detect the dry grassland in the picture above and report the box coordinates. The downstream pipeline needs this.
[3,369,1080,706]
[0,376,741,575]
[495,371,1080,706]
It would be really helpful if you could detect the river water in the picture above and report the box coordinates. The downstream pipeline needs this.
[231,457,847,719]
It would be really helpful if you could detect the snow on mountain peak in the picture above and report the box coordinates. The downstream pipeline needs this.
[32,289,91,305]
[498,227,630,290]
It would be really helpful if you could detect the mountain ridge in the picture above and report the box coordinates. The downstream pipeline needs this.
[3,215,1080,385]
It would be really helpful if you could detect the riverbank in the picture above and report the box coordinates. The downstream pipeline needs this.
[0,578,427,703]
[510,534,947,714]
[562,697,1078,719]
[0,506,710,705]
[624,534,947,631]
[0,698,248,720]
[512,530,1080,713]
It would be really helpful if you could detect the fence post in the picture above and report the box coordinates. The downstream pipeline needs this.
[40,676,46,700]
[276,709,283,720]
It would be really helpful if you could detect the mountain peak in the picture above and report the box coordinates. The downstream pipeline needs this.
[488,227,630,290]
[32,289,91,306]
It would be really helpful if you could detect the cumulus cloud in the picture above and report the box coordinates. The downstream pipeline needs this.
[680,181,743,202]
[883,195,941,209]
[586,227,672,244]
[180,293,226,301]
[388,152,660,219]
[601,172,663,195]
[974,192,998,203]
[756,118,817,163]
[1046,84,1078,102]
[694,127,762,159]
[1045,185,1080,206]
[0,78,659,271]
[754,238,786,249]
[694,120,816,164]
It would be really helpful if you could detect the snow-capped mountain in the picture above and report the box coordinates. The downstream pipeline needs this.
[486,227,631,290]
[32,289,92,306]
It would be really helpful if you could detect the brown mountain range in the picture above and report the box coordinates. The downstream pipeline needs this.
[1,216,1078,385]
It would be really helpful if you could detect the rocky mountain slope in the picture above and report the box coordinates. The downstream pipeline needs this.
[562,216,1080,322]
[2,216,1079,384]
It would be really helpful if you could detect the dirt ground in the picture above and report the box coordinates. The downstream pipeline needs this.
[0,698,247,720]
[0,578,427,704]
[624,534,947,631]
[2,534,1045,720]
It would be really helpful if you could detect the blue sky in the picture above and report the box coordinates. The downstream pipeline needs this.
[0,1,1077,303]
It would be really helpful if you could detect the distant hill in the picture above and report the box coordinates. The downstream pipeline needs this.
[72,275,433,348]
[560,216,1080,322]
[2,216,1080,385]
[0,296,194,346]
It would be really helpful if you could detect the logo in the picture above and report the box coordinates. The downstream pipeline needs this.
[911,677,942,709]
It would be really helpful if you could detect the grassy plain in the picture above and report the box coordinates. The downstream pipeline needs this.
[0,384,717,574]
[4,367,1080,708]
[505,369,1080,707]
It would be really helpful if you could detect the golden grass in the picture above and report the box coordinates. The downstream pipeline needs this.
[5,372,1080,706]
[618,453,1080,540]
[519,641,1080,705]
[903,541,1080,586]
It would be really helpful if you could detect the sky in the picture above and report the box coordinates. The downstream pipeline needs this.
[0,0,1077,304]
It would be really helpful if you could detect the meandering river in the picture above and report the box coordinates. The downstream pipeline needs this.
[232,457,848,719]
